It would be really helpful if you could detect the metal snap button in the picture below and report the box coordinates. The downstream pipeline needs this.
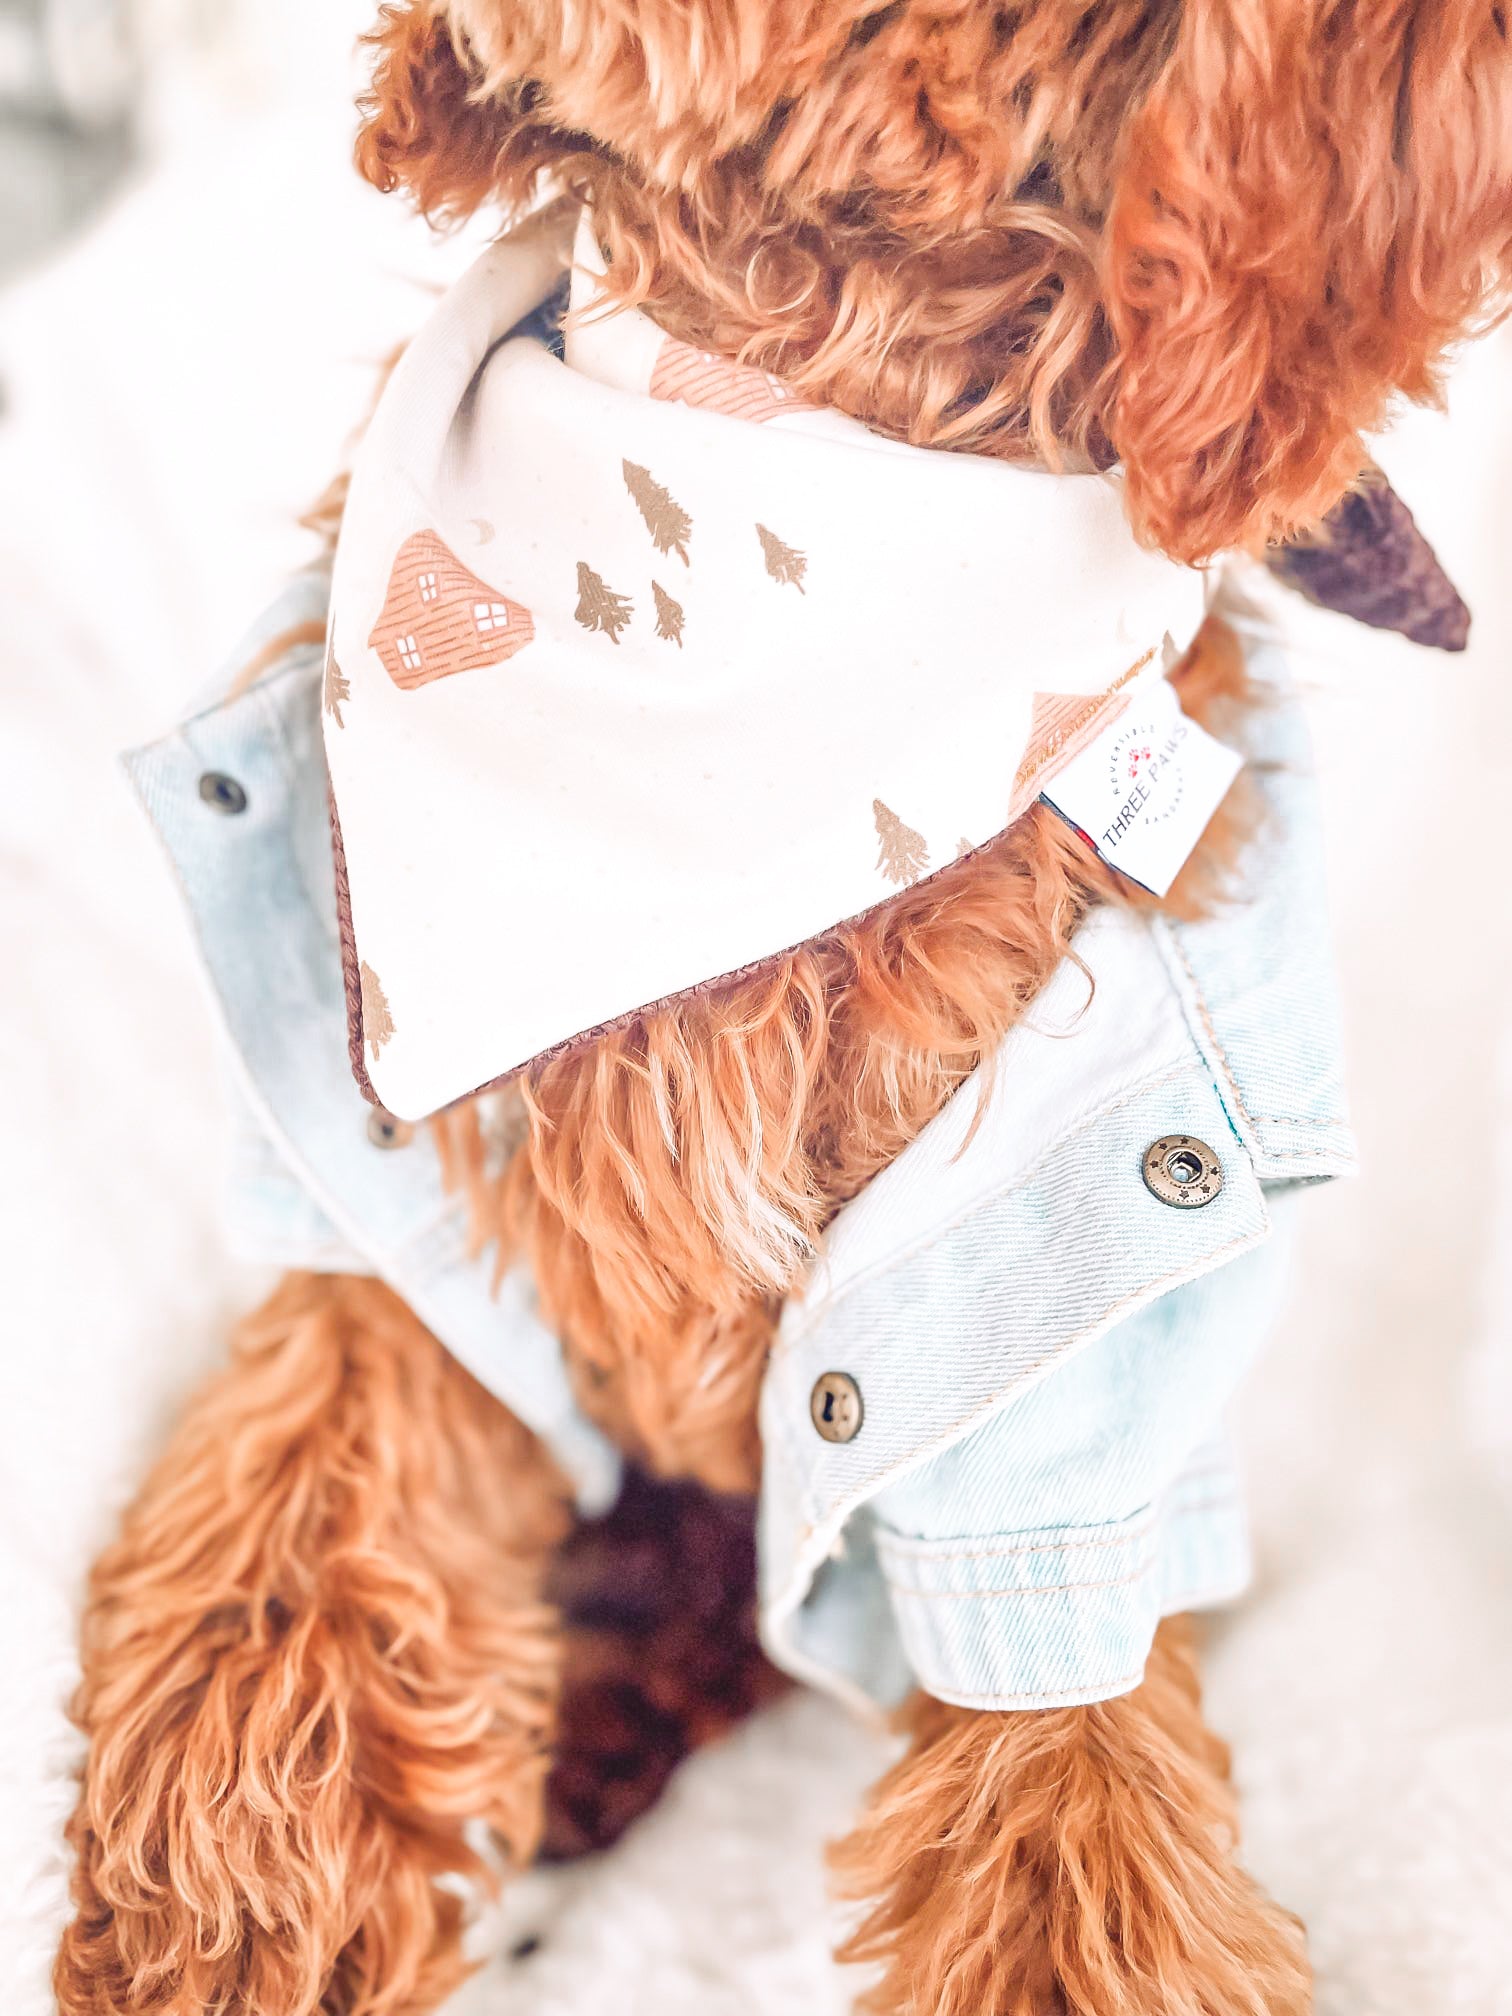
[810,1371,863,1444]
[1142,1134,1224,1209]
[198,771,248,816]
[367,1109,414,1150]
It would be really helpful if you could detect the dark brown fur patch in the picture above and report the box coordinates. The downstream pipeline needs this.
[542,1467,786,1860]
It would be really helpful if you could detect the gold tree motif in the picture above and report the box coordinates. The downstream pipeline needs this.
[873,799,930,886]
[360,961,395,1060]
[956,837,974,860]
[323,646,351,728]
[623,460,692,564]
[652,580,685,647]
[756,523,807,593]
[575,562,634,644]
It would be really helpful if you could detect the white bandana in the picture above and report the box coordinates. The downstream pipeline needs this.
[325,203,1206,1120]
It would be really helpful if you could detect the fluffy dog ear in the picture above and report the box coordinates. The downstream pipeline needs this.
[355,1,551,221]
[1106,1,1512,562]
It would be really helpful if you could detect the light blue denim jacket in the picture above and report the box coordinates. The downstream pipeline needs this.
[125,572,1352,1717]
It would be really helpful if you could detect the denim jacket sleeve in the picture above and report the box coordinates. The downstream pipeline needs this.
[756,627,1354,1715]
[121,573,622,1513]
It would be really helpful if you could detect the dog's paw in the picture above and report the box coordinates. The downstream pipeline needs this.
[832,1622,1311,2016]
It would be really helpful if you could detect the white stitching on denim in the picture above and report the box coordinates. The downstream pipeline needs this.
[877,1521,1162,1567]
[251,656,344,955]
[770,1209,1266,1556]
[774,1218,1265,1531]
[778,1059,1198,1356]
[1163,924,1262,1133]
[764,1057,1214,1488]
[873,1475,1236,1566]
[912,1665,1149,1709]
[1243,1114,1340,1127]
[1234,1141,1343,1159]
[1160,922,1346,1148]
[907,1568,1251,1709]
[879,1496,1237,1599]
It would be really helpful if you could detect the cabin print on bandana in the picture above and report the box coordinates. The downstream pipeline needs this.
[1005,656,1155,821]
[1008,689,1126,821]
[650,332,813,424]
[314,221,1211,1119]
[369,530,535,690]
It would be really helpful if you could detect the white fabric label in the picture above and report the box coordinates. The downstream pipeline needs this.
[1039,677,1242,897]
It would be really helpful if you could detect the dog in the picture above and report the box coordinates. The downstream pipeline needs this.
[56,6,1510,2013]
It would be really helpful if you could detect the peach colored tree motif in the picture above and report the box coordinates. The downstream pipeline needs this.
[575,563,634,644]
[323,646,350,728]
[1007,675,1142,824]
[873,800,930,886]
[652,581,685,647]
[757,523,806,593]
[360,961,395,1061]
[623,460,692,564]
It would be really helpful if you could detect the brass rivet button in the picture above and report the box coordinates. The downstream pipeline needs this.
[810,1371,864,1444]
[1142,1134,1224,1209]
[367,1109,414,1151]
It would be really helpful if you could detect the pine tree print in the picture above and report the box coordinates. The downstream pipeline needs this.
[873,799,930,886]
[956,837,974,861]
[652,580,685,647]
[623,460,692,564]
[575,562,634,644]
[360,960,395,1061]
[323,646,351,728]
[757,523,807,594]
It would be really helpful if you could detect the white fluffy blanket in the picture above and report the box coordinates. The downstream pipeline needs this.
[3,58,1511,2014]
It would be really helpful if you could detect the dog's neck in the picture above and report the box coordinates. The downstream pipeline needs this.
[564,212,891,451]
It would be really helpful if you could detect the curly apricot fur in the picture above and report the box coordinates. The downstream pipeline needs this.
[358,0,1511,559]
[56,6,1512,2008]
[831,1617,1310,2016]
[436,624,1252,1486]
[56,1276,570,2015]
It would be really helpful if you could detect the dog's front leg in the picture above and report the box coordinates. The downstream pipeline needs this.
[832,1616,1311,2016]
[55,1270,572,2016]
